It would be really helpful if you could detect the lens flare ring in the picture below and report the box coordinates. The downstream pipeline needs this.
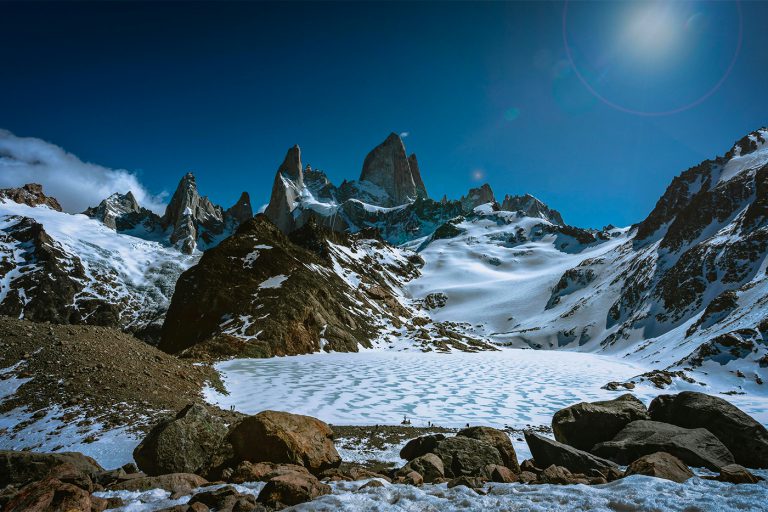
[561,0,743,117]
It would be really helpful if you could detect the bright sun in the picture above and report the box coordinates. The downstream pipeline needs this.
[624,3,680,59]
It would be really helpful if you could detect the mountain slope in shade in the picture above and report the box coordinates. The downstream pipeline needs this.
[407,128,768,394]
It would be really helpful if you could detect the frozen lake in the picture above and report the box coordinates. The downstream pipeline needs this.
[206,349,768,428]
[207,349,652,428]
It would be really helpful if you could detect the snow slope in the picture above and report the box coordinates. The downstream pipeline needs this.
[0,200,198,330]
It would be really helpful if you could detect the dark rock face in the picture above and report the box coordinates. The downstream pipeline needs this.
[227,410,341,475]
[523,432,618,475]
[501,193,564,225]
[0,183,62,211]
[160,215,419,358]
[648,391,768,468]
[552,394,650,452]
[431,436,503,478]
[133,404,229,476]
[359,133,425,206]
[624,452,694,483]
[4,475,94,512]
[457,426,519,472]
[460,183,495,212]
[592,420,735,471]
[408,153,428,199]
[0,451,103,488]
[190,485,264,511]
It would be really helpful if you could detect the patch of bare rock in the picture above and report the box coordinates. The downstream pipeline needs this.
[2,391,766,510]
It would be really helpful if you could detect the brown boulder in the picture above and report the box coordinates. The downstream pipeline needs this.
[624,452,694,483]
[133,404,228,476]
[4,476,93,512]
[0,450,103,488]
[394,470,424,486]
[189,485,264,511]
[229,461,310,484]
[397,453,444,483]
[484,464,518,483]
[447,475,487,490]
[457,426,519,472]
[257,472,331,508]
[432,436,503,478]
[717,464,762,484]
[229,410,341,475]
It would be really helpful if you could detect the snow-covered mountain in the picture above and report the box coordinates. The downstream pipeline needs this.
[2,127,768,395]
[0,173,253,340]
[406,128,768,393]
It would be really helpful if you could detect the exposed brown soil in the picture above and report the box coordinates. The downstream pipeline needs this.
[0,315,224,439]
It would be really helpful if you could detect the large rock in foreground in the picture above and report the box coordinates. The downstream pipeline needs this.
[649,391,768,468]
[524,432,618,475]
[552,394,650,451]
[431,436,503,478]
[624,452,694,483]
[133,404,228,476]
[592,420,735,471]
[228,410,341,475]
[257,471,331,508]
[0,450,103,488]
[457,426,519,472]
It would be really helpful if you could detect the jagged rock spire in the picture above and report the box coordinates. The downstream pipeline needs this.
[460,183,496,212]
[501,193,565,225]
[264,145,304,233]
[226,191,254,225]
[162,173,224,253]
[360,133,426,206]
[408,153,428,199]
[83,191,142,230]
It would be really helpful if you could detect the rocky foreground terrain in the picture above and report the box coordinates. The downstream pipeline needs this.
[0,390,766,511]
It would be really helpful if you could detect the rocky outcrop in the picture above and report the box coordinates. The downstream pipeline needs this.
[133,404,229,476]
[623,452,694,483]
[648,391,768,468]
[592,420,735,470]
[227,410,341,475]
[225,191,254,226]
[501,193,564,225]
[0,183,62,211]
[160,215,421,358]
[523,432,618,474]
[716,464,762,484]
[460,183,495,212]
[190,485,264,511]
[359,133,426,206]
[552,394,650,451]
[109,473,208,498]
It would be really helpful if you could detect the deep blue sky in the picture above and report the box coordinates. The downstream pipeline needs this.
[1,1,766,228]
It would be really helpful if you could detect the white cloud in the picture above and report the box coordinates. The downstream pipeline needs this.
[0,129,167,214]
[400,131,410,138]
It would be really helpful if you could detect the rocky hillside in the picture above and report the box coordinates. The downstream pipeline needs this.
[160,215,494,358]
[0,316,223,460]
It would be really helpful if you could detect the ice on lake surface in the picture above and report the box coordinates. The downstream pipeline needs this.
[205,349,768,428]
